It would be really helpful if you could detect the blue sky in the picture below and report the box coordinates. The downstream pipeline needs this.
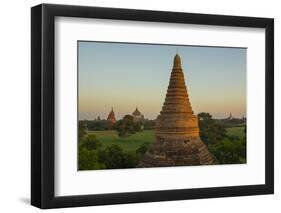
[78,41,246,120]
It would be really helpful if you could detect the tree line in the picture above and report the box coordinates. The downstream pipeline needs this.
[78,112,246,170]
[79,116,156,132]
[78,125,149,170]
[198,112,246,164]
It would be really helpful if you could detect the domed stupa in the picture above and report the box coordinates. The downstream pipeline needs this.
[132,107,144,122]
[139,54,215,167]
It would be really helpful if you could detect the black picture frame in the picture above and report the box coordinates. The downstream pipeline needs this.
[31,3,274,209]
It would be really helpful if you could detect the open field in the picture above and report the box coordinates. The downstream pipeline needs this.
[226,126,246,139]
[87,130,155,153]
[87,126,246,154]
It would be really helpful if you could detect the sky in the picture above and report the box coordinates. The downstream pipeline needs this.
[78,41,246,120]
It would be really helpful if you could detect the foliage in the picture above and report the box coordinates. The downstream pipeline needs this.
[142,119,156,130]
[78,135,105,170]
[114,115,141,137]
[79,120,112,131]
[79,118,157,132]
[78,114,247,169]
[78,122,87,140]
[98,144,139,169]
[79,134,102,150]
[78,148,106,170]
[136,142,150,156]
[209,133,246,164]
[198,112,246,164]
[198,112,227,145]
[78,131,146,170]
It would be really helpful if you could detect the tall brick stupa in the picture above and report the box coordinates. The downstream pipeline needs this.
[139,54,215,167]
[107,107,116,124]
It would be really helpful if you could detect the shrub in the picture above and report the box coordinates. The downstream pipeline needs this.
[79,134,102,150]
[115,115,139,137]
[136,142,150,156]
[209,138,246,164]
[78,147,105,170]
[98,144,139,169]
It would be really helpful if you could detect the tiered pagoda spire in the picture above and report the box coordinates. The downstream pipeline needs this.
[107,107,116,124]
[156,54,199,138]
[139,54,215,167]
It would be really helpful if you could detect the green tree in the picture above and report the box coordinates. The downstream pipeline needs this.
[136,142,150,156]
[209,137,246,164]
[198,112,226,145]
[79,134,102,150]
[115,115,139,137]
[78,122,87,140]
[84,120,112,131]
[78,148,105,170]
[143,119,156,130]
[78,134,105,170]
[98,144,139,169]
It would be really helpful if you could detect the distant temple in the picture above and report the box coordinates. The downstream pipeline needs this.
[227,113,233,120]
[139,54,215,167]
[132,107,144,122]
[107,107,116,124]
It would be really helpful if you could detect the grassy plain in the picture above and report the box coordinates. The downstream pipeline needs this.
[226,126,245,139]
[87,130,155,153]
[88,126,245,153]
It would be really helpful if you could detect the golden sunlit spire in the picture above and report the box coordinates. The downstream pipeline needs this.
[139,54,215,167]
[173,53,182,69]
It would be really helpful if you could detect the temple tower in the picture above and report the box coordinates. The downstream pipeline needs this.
[227,113,233,120]
[132,107,144,122]
[139,54,214,167]
[107,107,116,124]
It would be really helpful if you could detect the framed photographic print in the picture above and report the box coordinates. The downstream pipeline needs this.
[31,3,274,209]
